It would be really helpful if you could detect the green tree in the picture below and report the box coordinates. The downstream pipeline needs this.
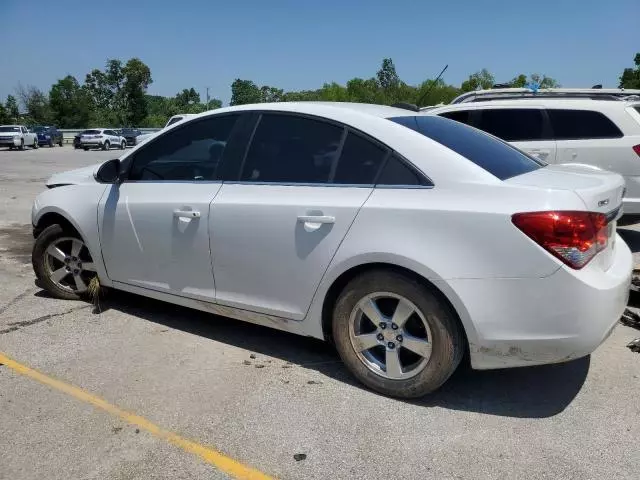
[5,95,19,122]
[509,73,559,88]
[460,69,495,92]
[260,86,284,103]
[230,79,263,105]
[0,102,8,124]
[175,88,200,107]
[49,76,92,128]
[619,53,640,89]
[85,58,152,126]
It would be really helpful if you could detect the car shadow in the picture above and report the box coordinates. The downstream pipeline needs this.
[618,227,640,253]
[81,289,590,419]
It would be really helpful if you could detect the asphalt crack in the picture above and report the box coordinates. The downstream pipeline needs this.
[0,305,91,335]
[0,288,38,316]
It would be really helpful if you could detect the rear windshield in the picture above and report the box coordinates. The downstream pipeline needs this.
[390,115,544,180]
[83,130,101,134]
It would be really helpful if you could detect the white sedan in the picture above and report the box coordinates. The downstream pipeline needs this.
[79,128,126,151]
[30,102,632,398]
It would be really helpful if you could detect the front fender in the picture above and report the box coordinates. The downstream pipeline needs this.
[33,184,111,286]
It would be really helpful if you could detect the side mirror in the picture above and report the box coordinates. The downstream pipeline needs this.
[95,159,121,183]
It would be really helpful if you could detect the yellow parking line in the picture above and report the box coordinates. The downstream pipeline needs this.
[0,352,274,480]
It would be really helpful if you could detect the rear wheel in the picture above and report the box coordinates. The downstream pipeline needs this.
[83,147,89,151]
[32,224,97,300]
[48,138,54,147]
[332,270,464,398]
[33,139,39,149]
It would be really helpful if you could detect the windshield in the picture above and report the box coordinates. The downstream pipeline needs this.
[121,128,138,134]
[390,115,544,180]
[32,126,47,133]
[0,126,20,132]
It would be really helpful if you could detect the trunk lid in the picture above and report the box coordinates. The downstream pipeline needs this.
[507,164,624,271]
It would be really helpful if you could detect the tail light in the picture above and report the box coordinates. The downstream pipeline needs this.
[512,211,609,269]
[633,144,640,157]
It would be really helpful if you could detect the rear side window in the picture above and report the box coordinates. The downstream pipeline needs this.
[438,110,472,126]
[376,154,431,186]
[241,114,344,183]
[548,109,623,139]
[332,132,387,184]
[475,109,545,141]
[390,116,544,181]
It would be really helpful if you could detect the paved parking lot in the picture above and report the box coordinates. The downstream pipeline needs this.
[1,146,639,480]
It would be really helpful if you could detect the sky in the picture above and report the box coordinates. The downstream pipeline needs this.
[1,0,638,106]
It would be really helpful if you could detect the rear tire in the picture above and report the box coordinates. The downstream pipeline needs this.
[49,138,54,147]
[83,147,89,151]
[33,139,39,149]
[332,270,464,398]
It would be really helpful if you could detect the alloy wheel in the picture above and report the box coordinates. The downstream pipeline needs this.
[349,292,433,380]
[43,237,97,294]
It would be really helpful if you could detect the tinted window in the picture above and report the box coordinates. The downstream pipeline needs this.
[475,109,544,141]
[241,114,344,183]
[390,116,543,181]
[128,115,238,181]
[439,110,472,126]
[332,132,387,184]
[548,109,623,139]
[376,154,431,186]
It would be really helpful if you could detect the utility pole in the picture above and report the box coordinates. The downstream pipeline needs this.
[206,87,210,110]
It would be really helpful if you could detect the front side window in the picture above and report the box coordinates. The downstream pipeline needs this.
[240,114,344,183]
[548,109,623,140]
[474,108,545,141]
[127,115,238,181]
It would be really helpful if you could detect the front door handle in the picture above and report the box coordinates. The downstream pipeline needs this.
[297,215,335,224]
[173,209,201,219]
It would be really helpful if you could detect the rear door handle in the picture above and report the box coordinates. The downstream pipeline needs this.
[297,215,335,224]
[173,209,201,219]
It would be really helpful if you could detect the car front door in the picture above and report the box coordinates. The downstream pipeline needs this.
[210,113,389,320]
[98,113,242,301]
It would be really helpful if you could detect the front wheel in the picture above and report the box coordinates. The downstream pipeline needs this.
[32,224,98,300]
[18,139,25,151]
[102,141,110,151]
[332,270,464,398]
[83,147,89,151]
[120,140,126,150]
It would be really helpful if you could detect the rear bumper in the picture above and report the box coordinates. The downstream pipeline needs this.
[450,236,632,370]
[80,140,103,147]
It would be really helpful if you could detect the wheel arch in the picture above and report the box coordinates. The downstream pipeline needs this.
[318,260,477,353]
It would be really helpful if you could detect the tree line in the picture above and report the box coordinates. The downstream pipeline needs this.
[0,53,638,129]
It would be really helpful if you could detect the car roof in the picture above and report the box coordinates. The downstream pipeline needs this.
[425,97,638,114]
[0,124,22,127]
[200,101,418,119]
[451,87,640,103]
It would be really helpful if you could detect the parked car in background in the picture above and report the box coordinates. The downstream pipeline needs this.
[0,125,38,150]
[30,102,631,398]
[79,129,126,151]
[136,114,195,144]
[449,87,640,104]
[120,127,142,147]
[424,98,640,222]
[33,126,63,147]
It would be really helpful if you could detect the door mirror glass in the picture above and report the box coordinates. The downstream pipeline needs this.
[96,159,121,183]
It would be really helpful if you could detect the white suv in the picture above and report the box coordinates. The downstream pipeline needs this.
[80,129,126,151]
[424,99,640,220]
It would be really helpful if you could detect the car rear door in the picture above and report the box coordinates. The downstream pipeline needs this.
[98,113,244,301]
[209,112,389,320]
[472,107,557,163]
